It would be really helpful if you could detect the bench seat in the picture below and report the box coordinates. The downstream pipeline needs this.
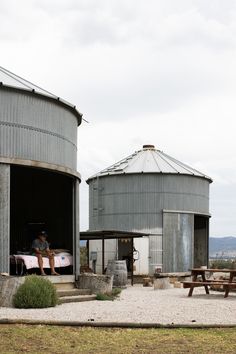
[182,281,236,289]
[182,281,236,297]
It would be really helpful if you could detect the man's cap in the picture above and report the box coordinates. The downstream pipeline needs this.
[38,230,48,237]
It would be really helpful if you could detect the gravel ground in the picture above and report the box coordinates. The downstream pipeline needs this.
[0,286,236,325]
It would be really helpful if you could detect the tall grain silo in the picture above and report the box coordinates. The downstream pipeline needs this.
[0,67,82,276]
[87,145,212,275]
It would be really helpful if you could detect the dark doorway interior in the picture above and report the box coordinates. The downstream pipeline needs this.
[10,166,73,259]
[194,215,209,267]
[118,239,133,272]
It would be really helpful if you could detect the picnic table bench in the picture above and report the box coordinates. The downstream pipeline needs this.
[182,268,236,298]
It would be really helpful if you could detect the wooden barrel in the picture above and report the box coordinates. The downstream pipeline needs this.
[106,260,128,287]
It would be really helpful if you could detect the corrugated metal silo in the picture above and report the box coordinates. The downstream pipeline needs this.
[0,67,82,276]
[87,145,212,275]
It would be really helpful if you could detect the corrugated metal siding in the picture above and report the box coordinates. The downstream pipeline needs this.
[89,173,210,274]
[163,213,194,272]
[0,90,78,170]
[89,174,210,232]
[134,237,149,275]
[0,164,10,273]
[149,235,163,274]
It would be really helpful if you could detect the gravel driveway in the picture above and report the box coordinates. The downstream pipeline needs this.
[0,285,235,325]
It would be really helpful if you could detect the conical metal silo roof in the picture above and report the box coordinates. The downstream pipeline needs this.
[0,66,82,122]
[87,144,212,182]
[0,65,57,98]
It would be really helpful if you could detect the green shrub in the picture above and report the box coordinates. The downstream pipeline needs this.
[96,288,122,301]
[96,293,113,301]
[111,288,122,297]
[210,260,235,269]
[80,246,88,266]
[13,275,58,308]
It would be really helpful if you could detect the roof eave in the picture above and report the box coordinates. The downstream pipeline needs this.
[0,83,83,126]
[86,171,213,184]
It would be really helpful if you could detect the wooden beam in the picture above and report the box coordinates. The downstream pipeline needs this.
[131,237,134,286]
[102,237,105,274]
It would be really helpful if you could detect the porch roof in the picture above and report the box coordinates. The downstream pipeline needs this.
[80,229,148,240]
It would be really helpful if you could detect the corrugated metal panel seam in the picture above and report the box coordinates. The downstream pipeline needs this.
[0,121,77,149]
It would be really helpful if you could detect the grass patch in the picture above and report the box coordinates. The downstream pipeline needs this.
[0,325,236,353]
[96,287,122,301]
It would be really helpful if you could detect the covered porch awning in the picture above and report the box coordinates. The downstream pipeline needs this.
[80,230,148,285]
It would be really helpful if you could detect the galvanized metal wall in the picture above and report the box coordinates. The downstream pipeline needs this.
[89,174,210,231]
[134,237,149,274]
[163,212,194,272]
[149,234,163,274]
[0,89,78,170]
[88,173,210,274]
[0,164,10,273]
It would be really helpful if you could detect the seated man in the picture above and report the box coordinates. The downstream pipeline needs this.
[32,231,60,276]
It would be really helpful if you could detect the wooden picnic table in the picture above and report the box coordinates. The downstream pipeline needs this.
[182,268,236,298]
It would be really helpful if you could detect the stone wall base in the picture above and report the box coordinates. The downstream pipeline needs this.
[0,276,26,307]
[153,277,172,290]
[76,273,113,294]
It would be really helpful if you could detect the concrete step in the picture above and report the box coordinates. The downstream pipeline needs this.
[59,294,97,304]
[57,289,92,297]
[45,275,75,283]
[54,283,75,290]
[45,275,76,290]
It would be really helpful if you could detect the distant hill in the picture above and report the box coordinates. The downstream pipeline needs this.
[209,237,236,257]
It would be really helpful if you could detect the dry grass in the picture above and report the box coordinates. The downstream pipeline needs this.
[0,325,236,353]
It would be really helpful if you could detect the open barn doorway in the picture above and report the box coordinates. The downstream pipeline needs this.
[194,215,209,268]
[10,165,74,275]
[118,238,133,272]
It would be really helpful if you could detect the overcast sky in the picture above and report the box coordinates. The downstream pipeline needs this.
[1,0,236,236]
